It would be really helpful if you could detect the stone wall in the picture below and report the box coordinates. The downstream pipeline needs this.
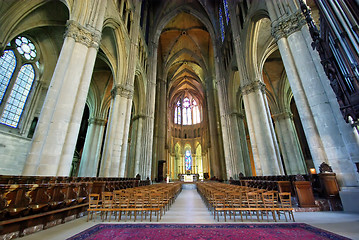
[0,132,31,175]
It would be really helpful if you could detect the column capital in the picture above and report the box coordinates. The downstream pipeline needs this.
[241,80,266,95]
[111,84,134,99]
[65,20,102,50]
[271,11,306,41]
[272,111,293,121]
[88,117,107,126]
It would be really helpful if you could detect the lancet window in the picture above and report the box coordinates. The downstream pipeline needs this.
[173,97,201,125]
[0,36,39,128]
[185,149,192,171]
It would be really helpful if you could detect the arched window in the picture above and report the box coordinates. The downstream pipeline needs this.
[219,7,225,42]
[173,97,201,125]
[182,97,191,125]
[174,100,181,124]
[223,0,230,24]
[192,99,200,124]
[185,149,192,171]
[0,36,39,128]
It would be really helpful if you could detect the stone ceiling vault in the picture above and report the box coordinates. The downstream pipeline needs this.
[158,12,212,105]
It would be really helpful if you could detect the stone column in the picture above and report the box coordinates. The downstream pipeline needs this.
[205,76,223,178]
[133,114,144,177]
[23,9,104,176]
[100,85,133,177]
[118,96,133,177]
[78,117,106,176]
[272,111,306,174]
[156,79,167,165]
[242,81,284,176]
[236,113,252,176]
[267,0,359,186]
[140,40,158,179]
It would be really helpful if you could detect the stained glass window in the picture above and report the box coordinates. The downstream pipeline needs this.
[175,101,181,124]
[185,150,192,171]
[223,0,230,24]
[192,100,200,124]
[183,97,192,125]
[0,36,38,128]
[0,64,35,128]
[219,7,225,42]
[15,36,37,61]
[0,50,16,104]
[174,97,201,125]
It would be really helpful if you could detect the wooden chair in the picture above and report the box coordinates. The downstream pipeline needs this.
[101,192,113,221]
[149,193,163,222]
[246,191,260,221]
[213,192,228,222]
[112,190,122,220]
[278,192,295,222]
[229,192,243,221]
[262,192,277,222]
[133,193,146,221]
[87,194,100,221]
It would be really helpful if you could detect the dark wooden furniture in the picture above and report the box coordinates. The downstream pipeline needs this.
[294,181,316,208]
[0,176,151,238]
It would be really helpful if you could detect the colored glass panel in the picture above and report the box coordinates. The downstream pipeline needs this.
[0,50,16,104]
[223,0,230,23]
[1,64,35,127]
[185,150,192,171]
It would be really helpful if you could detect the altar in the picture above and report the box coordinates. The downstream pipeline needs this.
[178,174,199,182]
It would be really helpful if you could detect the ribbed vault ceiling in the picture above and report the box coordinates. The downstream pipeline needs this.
[159,12,211,105]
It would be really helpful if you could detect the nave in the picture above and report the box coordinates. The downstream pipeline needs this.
[20,187,359,240]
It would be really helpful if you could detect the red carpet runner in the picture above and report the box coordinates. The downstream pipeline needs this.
[67,223,349,240]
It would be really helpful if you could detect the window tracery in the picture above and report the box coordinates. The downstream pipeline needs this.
[173,97,201,125]
[0,36,39,128]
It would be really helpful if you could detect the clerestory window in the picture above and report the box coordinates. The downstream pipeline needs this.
[0,36,39,128]
[174,97,201,125]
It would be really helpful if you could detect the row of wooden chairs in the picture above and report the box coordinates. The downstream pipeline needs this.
[0,178,151,221]
[197,182,295,222]
[87,183,182,222]
[0,182,89,220]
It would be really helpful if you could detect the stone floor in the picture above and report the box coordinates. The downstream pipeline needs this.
[20,188,359,240]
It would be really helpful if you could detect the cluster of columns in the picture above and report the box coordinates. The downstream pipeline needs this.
[23,0,107,176]
[22,0,151,179]
[266,0,359,187]
[272,111,306,175]
[241,81,284,176]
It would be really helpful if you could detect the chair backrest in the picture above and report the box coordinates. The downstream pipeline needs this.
[112,190,122,207]
[101,192,113,208]
[246,192,259,208]
[88,194,100,209]
[262,192,276,208]
[279,192,292,207]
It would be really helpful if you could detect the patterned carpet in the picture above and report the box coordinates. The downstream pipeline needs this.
[67,223,350,240]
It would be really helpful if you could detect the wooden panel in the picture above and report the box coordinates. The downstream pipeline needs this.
[294,181,316,208]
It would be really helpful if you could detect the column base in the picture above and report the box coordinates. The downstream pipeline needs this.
[339,187,359,213]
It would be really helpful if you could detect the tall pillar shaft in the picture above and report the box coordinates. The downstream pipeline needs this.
[100,86,133,177]
[133,115,144,177]
[242,81,284,176]
[157,80,167,161]
[23,19,102,176]
[268,0,359,186]
[236,113,252,176]
[140,40,158,179]
[205,77,222,178]
[78,118,106,176]
[273,112,306,174]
